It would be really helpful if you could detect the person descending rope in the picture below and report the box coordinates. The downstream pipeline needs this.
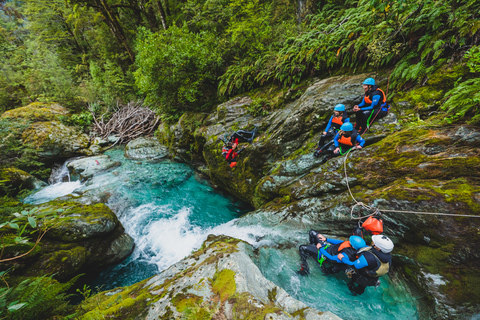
[319,122,365,164]
[221,127,258,168]
[296,230,366,276]
[338,234,394,295]
[314,104,350,157]
[353,78,390,134]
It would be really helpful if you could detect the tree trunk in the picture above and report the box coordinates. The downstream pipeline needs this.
[155,0,168,30]
[95,0,135,63]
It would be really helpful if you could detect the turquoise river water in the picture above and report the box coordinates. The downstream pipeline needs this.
[25,147,421,319]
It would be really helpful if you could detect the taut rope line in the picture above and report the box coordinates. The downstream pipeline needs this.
[342,148,480,219]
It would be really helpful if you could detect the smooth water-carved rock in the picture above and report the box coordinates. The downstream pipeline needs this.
[124,137,169,160]
[67,155,121,181]
[75,235,340,320]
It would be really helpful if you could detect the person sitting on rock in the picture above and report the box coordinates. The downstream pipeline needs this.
[353,78,390,135]
[319,122,365,164]
[297,230,366,276]
[338,234,394,295]
[314,104,350,157]
[221,127,257,168]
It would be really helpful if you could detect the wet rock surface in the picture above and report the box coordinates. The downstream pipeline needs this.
[75,235,341,320]
[124,136,169,160]
[67,155,121,181]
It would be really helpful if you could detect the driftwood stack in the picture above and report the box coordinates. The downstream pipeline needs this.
[90,101,160,148]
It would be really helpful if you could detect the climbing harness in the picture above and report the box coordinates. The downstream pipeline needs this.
[342,148,480,219]
[317,243,330,266]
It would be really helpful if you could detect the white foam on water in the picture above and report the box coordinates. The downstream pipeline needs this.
[24,180,83,204]
[120,203,272,272]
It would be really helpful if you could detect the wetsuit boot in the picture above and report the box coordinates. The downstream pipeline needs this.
[297,245,311,276]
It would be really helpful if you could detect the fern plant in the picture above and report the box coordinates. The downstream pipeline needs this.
[0,274,79,319]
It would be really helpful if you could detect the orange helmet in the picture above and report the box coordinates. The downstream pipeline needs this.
[362,215,384,235]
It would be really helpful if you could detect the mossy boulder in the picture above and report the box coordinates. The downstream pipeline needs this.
[22,121,91,162]
[0,167,47,196]
[1,102,69,122]
[0,199,134,282]
[74,235,339,319]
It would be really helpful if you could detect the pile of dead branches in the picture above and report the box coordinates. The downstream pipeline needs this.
[90,101,160,147]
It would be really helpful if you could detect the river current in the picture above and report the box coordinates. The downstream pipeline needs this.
[24,147,420,319]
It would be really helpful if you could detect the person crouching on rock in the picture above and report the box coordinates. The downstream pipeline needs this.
[297,230,365,276]
[314,104,350,157]
[353,78,390,135]
[319,122,365,164]
[222,138,248,168]
[338,234,394,295]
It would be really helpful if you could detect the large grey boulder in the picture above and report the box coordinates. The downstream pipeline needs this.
[124,137,169,160]
[67,155,121,181]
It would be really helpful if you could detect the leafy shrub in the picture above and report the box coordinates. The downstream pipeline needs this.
[82,60,137,109]
[60,112,93,132]
[134,26,223,119]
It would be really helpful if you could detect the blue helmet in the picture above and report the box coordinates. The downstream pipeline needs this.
[340,122,354,131]
[334,104,345,112]
[363,78,375,86]
[349,236,367,250]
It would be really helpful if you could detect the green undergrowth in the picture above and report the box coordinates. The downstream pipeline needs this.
[74,278,155,320]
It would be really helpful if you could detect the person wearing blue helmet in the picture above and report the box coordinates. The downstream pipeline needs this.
[318,122,365,164]
[338,234,394,295]
[353,78,390,134]
[297,230,367,276]
[314,104,350,157]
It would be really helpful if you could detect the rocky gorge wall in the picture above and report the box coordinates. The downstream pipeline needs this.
[156,71,480,318]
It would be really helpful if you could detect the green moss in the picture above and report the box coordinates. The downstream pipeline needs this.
[211,269,236,301]
[1,102,68,122]
[267,287,277,302]
[76,278,156,320]
[171,293,203,312]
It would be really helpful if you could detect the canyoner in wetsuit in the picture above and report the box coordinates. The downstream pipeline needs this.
[314,104,350,157]
[221,127,258,168]
[296,230,366,276]
[338,235,394,295]
[353,78,390,135]
[319,122,365,164]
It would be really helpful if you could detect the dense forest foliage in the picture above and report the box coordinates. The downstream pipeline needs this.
[1,0,479,123]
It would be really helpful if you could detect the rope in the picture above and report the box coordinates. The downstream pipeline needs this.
[342,146,480,219]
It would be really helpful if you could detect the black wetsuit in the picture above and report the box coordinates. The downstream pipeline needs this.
[298,230,357,275]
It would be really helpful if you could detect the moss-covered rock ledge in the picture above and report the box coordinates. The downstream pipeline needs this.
[75,235,341,320]
[0,198,134,282]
